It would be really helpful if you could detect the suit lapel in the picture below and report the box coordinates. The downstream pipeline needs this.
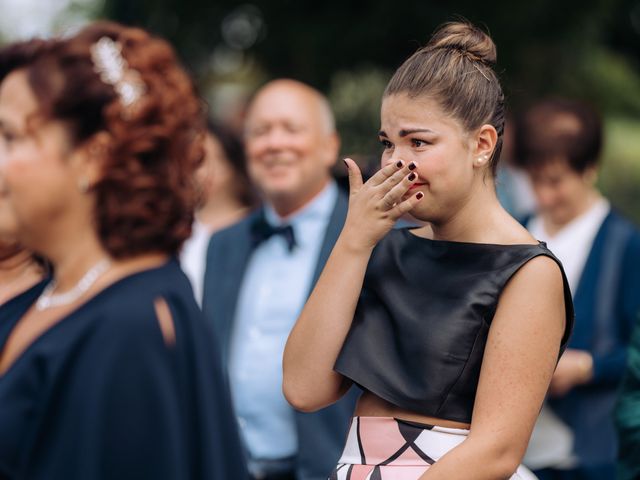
[206,191,348,361]
[204,211,258,365]
[308,189,348,295]
[575,211,632,355]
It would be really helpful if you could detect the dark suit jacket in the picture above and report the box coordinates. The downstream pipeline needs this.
[202,188,357,480]
[525,210,640,467]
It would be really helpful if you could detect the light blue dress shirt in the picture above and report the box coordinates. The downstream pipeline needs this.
[228,181,338,462]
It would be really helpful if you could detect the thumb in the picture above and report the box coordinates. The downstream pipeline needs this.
[343,158,363,195]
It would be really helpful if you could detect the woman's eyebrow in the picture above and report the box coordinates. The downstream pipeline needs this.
[378,128,436,138]
[399,128,435,137]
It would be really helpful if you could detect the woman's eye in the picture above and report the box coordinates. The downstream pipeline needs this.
[411,138,429,147]
[379,139,393,149]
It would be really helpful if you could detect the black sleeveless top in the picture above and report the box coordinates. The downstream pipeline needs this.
[334,228,574,424]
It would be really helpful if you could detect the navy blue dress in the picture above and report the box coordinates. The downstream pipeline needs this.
[0,260,247,480]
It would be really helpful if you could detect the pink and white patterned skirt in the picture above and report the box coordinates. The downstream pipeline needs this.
[329,417,537,480]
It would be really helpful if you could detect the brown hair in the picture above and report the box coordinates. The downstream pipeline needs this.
[0,21,205,258]
[513,98,603,173]
[384,21,505,175]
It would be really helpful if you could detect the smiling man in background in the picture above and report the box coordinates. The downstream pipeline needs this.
[202,79,356,480]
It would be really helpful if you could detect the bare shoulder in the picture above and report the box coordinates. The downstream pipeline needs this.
[497,254,566,333]
[509,254,563,290]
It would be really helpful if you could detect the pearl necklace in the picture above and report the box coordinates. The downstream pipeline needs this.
[35,259,111,311]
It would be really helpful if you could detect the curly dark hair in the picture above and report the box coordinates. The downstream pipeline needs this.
[0,21,205,258]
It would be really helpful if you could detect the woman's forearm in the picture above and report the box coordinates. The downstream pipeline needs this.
[282,234,373,411]
[283,158,422,411]
[283,159,422,411]
[420,437,522,480]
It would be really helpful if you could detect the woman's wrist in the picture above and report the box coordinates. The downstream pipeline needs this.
[336,231,376,257]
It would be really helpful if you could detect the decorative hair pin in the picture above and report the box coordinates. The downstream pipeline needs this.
[432,45,492,82]
[473,63,491,82]
[90,36,146,108]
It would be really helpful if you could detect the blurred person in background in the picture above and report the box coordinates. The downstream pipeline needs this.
[0,21,247,479]
[495,117,537,218]
[514,98,640,480]
[181,120,255,305]
[202,78,357,480]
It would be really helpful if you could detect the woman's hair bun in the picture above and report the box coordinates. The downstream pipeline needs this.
[428,21,497,66]
[384,19,504,176]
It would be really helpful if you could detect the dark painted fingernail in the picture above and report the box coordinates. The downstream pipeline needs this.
[408,172,416,181]
[408,162,417,170]
[416,192,424,200]
[396,160,403,168]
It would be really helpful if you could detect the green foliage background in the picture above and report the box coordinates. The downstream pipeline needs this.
[11,0,640,221]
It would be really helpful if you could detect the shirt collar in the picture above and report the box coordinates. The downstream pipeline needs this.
[264,180,338,227]
[533,197,610,241]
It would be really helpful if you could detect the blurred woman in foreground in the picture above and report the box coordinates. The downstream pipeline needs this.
[0,21,246,480]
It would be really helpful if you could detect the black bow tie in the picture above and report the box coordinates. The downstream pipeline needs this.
[250,215,297,252]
